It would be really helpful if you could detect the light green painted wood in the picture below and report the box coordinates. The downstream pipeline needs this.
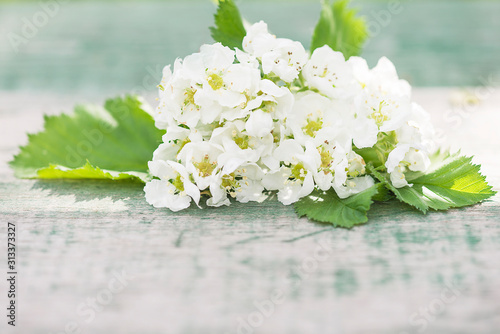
[0,88,499,333]
[0,0,499,95]
[1,2,500,333]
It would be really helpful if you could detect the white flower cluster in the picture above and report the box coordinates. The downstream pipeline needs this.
[145,21,435,211]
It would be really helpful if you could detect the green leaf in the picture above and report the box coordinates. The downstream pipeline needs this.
[354,131,399,170]
[210,0,246,50]
[369,166,429,212]
[37,162,146,182]
[294,185,379,228]
[369,153,496,213]
[310,0,368,59]
[372,182,394,202]
[10,95,164,182]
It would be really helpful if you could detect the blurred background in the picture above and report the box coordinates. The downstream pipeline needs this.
[0,0,499,98]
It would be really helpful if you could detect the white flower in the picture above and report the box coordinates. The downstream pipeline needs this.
[349,56,411,97]
[309,149,369,198]
[144,160,200,211]
[262,166,315,205]
[386,144,430,174]
[235,48,260,69]
[245,109,274,138]
[262,139,318,204]
[207,175,231,207]
[287,91,347,147]
[355,89,411,132]
[210,120,273,168]
[396,102,436,152]
[242,21,276,57]
[235,164,268,203]
[347,56,413,148]
[386,144,431,188]
[243,21,308,82]
[155,43,262,128]
[351,88,411,148]
[328,151,370,198]
[144,180,192,211]
[346,151,367,178]
[258,79,294,121]
[154,65,174,129]
[313,142,349,191]
[146,23,442,213]
[178,141,224,190]
[261,39,308,82]
[390,165,409,188]
[218,78,293,122]
[209,163,267,206]
[156,58,203,128]
[333,175,375,199]
[151,126,205,164]
[303,45,356,99]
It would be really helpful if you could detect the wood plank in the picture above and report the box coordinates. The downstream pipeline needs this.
[1,1,500,92]
[1,88,499,333]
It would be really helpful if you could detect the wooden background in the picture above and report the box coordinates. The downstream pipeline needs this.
[1,1,499,333]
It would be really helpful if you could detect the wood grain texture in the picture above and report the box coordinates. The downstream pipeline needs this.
[0,88,499,334]
[1,1,500,92]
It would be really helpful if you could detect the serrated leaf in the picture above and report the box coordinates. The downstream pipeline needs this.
[311,0,368,59]
[10,95,164,182]
[294,185,378,228]
[36,162,146,182]
[370,167,429,213]
[210,0,246,50]
[372,182,394,202]
[369,153,496,213]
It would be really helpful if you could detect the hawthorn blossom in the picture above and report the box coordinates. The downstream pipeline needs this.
[262,140,318,205]
[145,21,437,212]
[349,56,412,148]
[243,21,308,82]
[302,45,356,99]
[155,43,260,129]
[144,160,200,211]
[385,144,431,188]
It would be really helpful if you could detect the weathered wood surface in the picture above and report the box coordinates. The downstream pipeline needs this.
[1,1,500,92]
[0,88,499,334]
